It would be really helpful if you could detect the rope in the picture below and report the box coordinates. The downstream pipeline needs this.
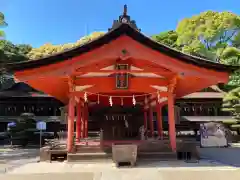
[83,91,158,98]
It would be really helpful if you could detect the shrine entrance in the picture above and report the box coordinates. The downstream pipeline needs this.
[90,105,143,141]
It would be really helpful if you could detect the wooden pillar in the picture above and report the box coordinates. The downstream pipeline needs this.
[148,107,154,137]
[143,110,148,131]
[67,97,75,152]
[168,93,176,152]
[76,102,81,142]
[156,102,163,139]
[82,104,85,138]
[84,103,89,138]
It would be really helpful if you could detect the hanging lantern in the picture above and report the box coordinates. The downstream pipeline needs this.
[84,92,88,102]
[132,95,136,106]
[97,94,100,104]
[109,96,113,106]
[157,91,161,103]
[121,98,124,106]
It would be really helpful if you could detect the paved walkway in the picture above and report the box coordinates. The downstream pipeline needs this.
[1,147,240,179]
[0,147,39,173]
[1,168,240,180]
[5,160,238,174]
[1,160,239,180]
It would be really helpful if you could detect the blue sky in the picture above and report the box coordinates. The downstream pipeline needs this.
[0,0,239,47]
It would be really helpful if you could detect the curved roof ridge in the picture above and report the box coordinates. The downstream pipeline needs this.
[6,23,238,73]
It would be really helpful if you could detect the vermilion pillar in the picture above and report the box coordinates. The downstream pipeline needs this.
[82,105,85,138]
[67,97,75,152]
[84,103,89,138]
[156,102,163,139]
[76,102,82,142]
[143,110,148,131]
[148,107,154,137]
[168,93,177,152]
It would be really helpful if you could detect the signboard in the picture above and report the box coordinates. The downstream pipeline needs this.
[36,121,46,130]
[200,122,227,147]
[36,121,46,148]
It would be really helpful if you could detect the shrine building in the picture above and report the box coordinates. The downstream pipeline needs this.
[7,6,237,154]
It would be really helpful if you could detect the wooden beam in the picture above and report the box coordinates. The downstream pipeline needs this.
[130,61,175,78]
[75,77,168,87]
[73,59,117,75]
[74,70,174,77]
[72,87,169,97]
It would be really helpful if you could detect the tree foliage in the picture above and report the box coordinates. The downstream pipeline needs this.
[222,87,240,120]
[27,32,105,60]
[0,40,32,63]
[0,40,32,90]
[0,12,7,38]
[152,11,240,86]
[176,11,240,60]
[8,113,38,147]
[151,31,180,49]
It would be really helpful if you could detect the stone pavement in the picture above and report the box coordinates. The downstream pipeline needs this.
[0,147,39,173]
[1,169,240,180]
[1,160,240,180]
[0,172,94,180]
[1,147,240,179]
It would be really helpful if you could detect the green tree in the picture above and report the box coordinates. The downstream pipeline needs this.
[0,12,7,38]
[222,87,240,120]
[0,40,32,89]
[27,32,105,59]
[153,11,240,86]
[152,30,180,49]
[8,113,38,147]
[0,40,32,63]
[0,40,32,90]
[176,11,240,61]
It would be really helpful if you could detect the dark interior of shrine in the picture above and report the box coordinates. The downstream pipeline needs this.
[88,105,144,140]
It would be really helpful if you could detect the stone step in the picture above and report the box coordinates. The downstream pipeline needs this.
[74,143,102,151]
[137,152,177,160]
[75,146,102,151]
[68,151,179,162]
[67,152,111,162]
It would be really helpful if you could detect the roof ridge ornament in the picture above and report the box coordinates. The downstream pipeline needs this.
[123,4,127,16]
[109,5,141,31]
